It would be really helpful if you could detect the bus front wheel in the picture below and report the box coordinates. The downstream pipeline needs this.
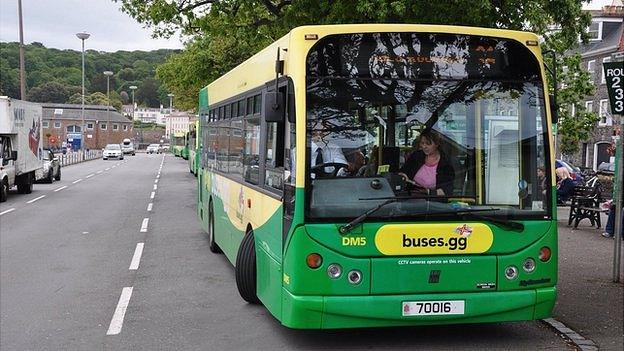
[235,230,260,304]
[208,202,222,253]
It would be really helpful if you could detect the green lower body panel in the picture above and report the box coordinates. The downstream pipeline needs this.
[281,287,556,329]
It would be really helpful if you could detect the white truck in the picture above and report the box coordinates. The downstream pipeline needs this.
[0,97,43,202]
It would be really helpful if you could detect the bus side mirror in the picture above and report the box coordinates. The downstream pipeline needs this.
[549,94,559,124]
[10,151,17,160]
[264,91,284,123]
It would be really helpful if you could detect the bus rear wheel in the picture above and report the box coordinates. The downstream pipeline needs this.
[235,230,260,304]
[208,202,222,253]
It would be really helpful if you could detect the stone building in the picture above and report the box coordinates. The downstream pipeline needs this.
[41,103,134,150]
[165,111,196,139]
[563,4,623,170]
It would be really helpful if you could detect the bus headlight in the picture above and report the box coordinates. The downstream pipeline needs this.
[347,270,362,284]
[522,258,536,273]
[327,264,342,279]
[504,266,519,280]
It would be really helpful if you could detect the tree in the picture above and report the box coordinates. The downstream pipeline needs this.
[136,77,161,107]
[116,0,594,114]
[120,91,130,104]
[27,81,70,103]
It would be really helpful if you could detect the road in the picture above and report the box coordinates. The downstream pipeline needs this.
[1,154,574,350]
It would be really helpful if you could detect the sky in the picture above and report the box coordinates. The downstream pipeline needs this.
[0,0,184,52]
[0,0,620,52]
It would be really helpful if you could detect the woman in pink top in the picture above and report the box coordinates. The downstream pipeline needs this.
[398,129,455,196]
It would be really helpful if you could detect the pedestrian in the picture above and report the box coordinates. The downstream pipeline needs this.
[602,192,624,239]
[556,167,575,204]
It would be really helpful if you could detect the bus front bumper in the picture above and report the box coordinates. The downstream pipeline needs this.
[280,287,556,329]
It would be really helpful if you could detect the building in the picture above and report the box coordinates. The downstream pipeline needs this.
[563,4,623,170]
[165,111,196,139]
[123,104,174,126]
[42,103,134,150]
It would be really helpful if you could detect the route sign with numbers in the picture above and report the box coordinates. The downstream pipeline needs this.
[603,61,624,115]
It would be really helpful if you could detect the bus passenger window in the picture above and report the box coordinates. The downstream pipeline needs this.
[244,118,260,184]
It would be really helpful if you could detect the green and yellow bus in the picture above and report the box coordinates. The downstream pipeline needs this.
[171,132,186,158]
[188,121,199,175]
[197,24,557,329]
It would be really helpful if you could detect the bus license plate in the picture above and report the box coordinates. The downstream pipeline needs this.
[402,300,465,316]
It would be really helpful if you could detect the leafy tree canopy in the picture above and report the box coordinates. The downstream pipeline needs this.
[117,0,596,155]
[0,41,178,108]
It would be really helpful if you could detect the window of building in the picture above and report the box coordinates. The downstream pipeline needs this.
[66,125,81,133]
[599,99,610,126]
[113,124,119,130]
[587,21,601,41]
[87,123,94,130]
[585,101,593,113]
[123,125,128,131]
[587,59,595,73]
[54,121,61,129]
[601,57,611,84]
[101,123,107,130]
[42,121,49,128]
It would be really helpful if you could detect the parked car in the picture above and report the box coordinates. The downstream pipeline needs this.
[103,144,124,160]
[555,159,584,185]
[121,138,135,155]
[146,144,162,154]
[37,148,61,183]
[162,143,170,151]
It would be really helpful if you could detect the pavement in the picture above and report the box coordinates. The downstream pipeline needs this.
[554,206,624,351]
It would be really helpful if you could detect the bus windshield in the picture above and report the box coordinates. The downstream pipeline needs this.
[305,32,551,221]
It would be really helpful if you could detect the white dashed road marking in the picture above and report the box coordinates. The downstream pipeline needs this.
[153,184,157,190]
[105,168,110,171]
[106,287,133,336]
[54,186,67,192]
[86,174,95,179]
[72,179,83,184]
[129,243,144,270]
[96,170,103,174]
[147,203,153,212]
[150,192,155,199]
[26,195,45,204]
[0,208,15,216]
[140,218,149,232]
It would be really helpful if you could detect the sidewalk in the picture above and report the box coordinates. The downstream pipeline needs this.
[554,206,623,350]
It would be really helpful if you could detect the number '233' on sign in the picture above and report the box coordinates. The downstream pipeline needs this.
[604,61,624,114]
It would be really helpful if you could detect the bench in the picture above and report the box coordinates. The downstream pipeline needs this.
[567,185,608,229]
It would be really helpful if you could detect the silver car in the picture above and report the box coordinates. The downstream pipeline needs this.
[103,144,124,160]
[146,144,162,154]
[38,149,61,183]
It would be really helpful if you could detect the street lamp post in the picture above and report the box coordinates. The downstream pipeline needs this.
[167,93,174,139]
[103,71,113,147]
[129,85,138,146]
[76,31,90,160]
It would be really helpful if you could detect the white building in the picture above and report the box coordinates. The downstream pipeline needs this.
[122,104,175,126]
[166,111,196,139]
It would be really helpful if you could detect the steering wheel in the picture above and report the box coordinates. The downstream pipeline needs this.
[310,162,350,178]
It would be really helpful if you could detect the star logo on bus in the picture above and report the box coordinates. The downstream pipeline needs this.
[403,304,410,313]
[454,224,473,238]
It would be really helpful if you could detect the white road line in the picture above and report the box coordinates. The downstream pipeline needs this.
[147,203,153,212]
[112,165,116,168]
[72,179,83,184]
[106,287,133,336]
[54,186,67,192]
[86,174,95,179]
[154,179,158,183]
[150,191,155,199]
[97,170,103,174]
[140,218,149,232]
[0,208,16,216]
[26,195,45,204]
[153,184,157,190]
[129,243,144,270]
[105,167,110,171]
[156,174,160,179]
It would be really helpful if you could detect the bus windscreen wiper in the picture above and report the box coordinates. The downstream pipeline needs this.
[339,198,399,234]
